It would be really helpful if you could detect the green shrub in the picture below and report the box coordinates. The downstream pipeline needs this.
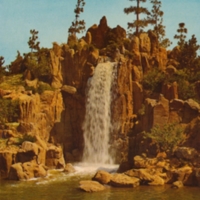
[17,134,36,145]
[178,80,196,100]
[142,68,165,93]
[143,68,197,101]
[22,48,51,80]
[143,123,184,153]
[0,74,24,90]
[25,82,54,94]
[37,82,54,94]
[0,99,20,123]
[164,69,188,84]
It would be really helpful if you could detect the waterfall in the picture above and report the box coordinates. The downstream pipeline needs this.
[82,61,117,164]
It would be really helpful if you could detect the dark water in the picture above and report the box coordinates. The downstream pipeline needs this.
[0,164,200,200]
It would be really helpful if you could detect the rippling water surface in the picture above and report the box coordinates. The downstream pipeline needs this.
[0,163,199,200]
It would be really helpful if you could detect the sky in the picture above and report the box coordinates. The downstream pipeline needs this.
[0,0,200,65]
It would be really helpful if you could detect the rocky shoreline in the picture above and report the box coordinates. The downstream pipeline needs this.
[79,151,200,192]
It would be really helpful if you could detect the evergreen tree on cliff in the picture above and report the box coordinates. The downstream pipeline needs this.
[9,51,23,74]
[0,56,5,68]
[24,29,51,80]
[124,0,150,35]
[174,22,187,50]
[0,56,5,78]
[68,0,86,37]
[148,0,171,48]
[28,29,40,52]
[179,35,200,72]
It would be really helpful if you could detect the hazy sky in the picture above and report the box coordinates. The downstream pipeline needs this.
[0,0,200,65]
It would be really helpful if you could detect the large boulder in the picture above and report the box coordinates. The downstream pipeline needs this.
[153,94,169,126]
[174,147,198,161]
[8,161,47,180]
[92,170,112,184]
[141,94,170,131]
[61,85,77,94]
[63,163,76,173]
[162,82,178,100]
[172,181,184,188]
[45,144,65,169]
[170,165,193,186]
[110,173,140,187]
[125,168,165,186]
[183,99,200,123]
[0,150,17,179]
[79,180,105,192]
[17,141,41,163]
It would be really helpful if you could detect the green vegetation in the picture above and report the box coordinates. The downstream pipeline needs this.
[178,34,200,71]
[9,51,24,74]
[148,0,171,48]
[0,134,36,149]
[174,23,187,49]
[17,134,36,145]
[28,29,40,52]
[0,98,20,123]
[24,81,54,94]
[124,0,150,35]
[142,67,198,100]
[68,0,86,37]
[0,71,53,96]
[143,123,184,153]
[0,56,6,79]
[0,74,24,89]
[23,48,51,80]
[142,68,165,93]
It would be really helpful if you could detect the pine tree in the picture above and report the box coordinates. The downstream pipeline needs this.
[68,0,86,37]
[9,51,23,74]
[25,30,51,79]
[0,56,4,68]
[179,34,200,71]
[28,29,40,52]
[174,23,187,49]
[124,0,150,35]
[148,0,171,48]
[0,56,5,78]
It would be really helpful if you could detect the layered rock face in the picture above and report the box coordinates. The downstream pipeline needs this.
[1,16,200,183]
[0,88,65,179]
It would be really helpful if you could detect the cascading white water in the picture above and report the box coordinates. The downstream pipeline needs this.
[82,61,117,164]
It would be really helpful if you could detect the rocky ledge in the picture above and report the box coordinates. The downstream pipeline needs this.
[79,149,200,192]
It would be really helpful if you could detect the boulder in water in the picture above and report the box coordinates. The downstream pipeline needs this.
[79,180,105,192]
[92,170,112,184]
[172,181,184,188]
[8,161,48,180]
[110,173,140,187]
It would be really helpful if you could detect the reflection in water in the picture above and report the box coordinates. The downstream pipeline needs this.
[0,163,200,200]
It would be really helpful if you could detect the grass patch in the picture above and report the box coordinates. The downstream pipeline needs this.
[0,74,25,90]
[0,138,8,150]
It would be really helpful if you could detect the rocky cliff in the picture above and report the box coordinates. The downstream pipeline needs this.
[0,16,200,182]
